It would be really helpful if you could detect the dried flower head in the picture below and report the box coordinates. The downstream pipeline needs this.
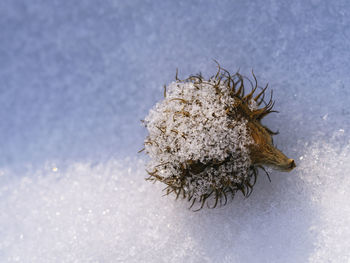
[142,63,295,210]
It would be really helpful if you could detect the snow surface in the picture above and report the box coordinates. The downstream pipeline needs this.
[1,0,350,262]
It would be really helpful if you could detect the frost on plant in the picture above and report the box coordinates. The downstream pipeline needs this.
[142,63,295,210]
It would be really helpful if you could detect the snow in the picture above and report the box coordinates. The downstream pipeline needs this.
[1,0,350,262]
[144,79,254,199]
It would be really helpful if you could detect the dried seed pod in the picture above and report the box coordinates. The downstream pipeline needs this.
[142,63,295,210]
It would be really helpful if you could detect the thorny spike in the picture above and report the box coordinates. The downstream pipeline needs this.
[264,126,279,136]
[252,70,258,90]
[138,148,145,153]
[222,190,228,206]
[258,90,266,106]
[212,190,220,209]
[268,91,274,106]
[263,89,274,108]
[223,72,233,90]
[220,66,232,79]
[213,59,221,79]
[244,70,259,101]
[246,183,253,197]
[257,109,278,121]
[188,194,193,202]
[189,197,197,209]
[236,76,244,97]
[163,84,167,98]
[162,187,172,197]
[215,69,220,80]
[243,75,254,90]
[258,165,271,182]
[252,108,266,119]
[244,84,258,102]
[238,184,246,196]
[252,168,258,186]
[193,196,207,212]
[254,84,269,102]
[175,188,181,200]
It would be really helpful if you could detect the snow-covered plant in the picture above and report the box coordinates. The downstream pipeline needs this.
[142,63,295,210]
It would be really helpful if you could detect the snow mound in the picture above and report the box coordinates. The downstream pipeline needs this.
[0,136,349,262]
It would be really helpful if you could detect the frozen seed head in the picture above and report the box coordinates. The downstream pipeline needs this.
[142,63,295,210]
